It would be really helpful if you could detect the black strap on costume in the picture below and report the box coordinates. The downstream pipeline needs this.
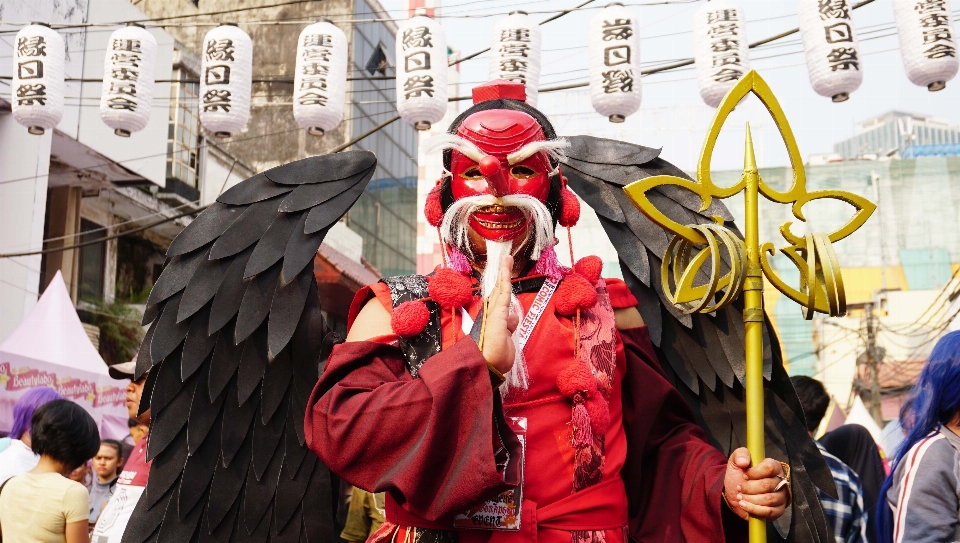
[380,275,441,378]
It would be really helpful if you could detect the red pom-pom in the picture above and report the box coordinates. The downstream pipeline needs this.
[574,256,603,284]
[424,186,444,227]
[558,188,581,227]
[586,395,610,435]
[557,362,597,398]
[428,268,475,309]
[554,273,598,316]
[391,301,430,337]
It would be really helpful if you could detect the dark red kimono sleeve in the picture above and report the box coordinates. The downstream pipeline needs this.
[619,326,747,543]
[304,336,511,522]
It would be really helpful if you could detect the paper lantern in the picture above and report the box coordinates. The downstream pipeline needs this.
[693,0,750,108]
[293,21,348,136]
[12,23,65,135]
[892,0,958,91]
[396,15,448,130]
[488,11,542,107]
[798,0,862,102]
[588,3,642,122]
[199,24,253,137]
[99,24,157,137]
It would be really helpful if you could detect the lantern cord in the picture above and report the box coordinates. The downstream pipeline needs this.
[449,0,597,67]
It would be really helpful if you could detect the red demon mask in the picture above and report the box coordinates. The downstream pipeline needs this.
[446,81,555,242]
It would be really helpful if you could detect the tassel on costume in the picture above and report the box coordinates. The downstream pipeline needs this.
[572,396,594,448]
[533,244,569,281]
[445,245,472,275]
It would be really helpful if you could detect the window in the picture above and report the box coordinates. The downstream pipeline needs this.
[166,68,201,189]
[78,219,105,300]
[365,43,389,76]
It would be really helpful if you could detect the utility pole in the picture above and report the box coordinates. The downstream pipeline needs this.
[864,302,884,425]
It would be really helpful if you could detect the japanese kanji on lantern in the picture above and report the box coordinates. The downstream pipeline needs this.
[99,24,158,137]
[589,3,642,123]
[799,0,862,102]
[12,23,65,135]
[294,21,347,137]
[396,15,448,130]
[893,0,958,91]
[199,23,253,137]
[489,11,542,107]
[693,0,750,108]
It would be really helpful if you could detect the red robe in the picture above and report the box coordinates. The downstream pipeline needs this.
[305,277,746,542]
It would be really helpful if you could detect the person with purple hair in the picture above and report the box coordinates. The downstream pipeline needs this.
[0,386,64,483]
[876,330,960,543]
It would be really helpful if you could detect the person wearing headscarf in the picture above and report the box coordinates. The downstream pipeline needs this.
[821,424,886,542]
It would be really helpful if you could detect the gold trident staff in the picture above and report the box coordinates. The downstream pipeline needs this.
[622,70,875,542]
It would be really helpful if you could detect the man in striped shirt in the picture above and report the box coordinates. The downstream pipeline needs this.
[793,376,869,543]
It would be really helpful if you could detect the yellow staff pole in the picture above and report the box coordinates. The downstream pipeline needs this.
[741,123,766,542]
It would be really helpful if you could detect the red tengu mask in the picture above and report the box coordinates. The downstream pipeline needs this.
[446,82,556,242]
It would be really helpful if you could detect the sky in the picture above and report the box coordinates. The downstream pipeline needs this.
[378,0,960,172]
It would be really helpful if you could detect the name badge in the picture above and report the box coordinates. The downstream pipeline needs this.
[454,416,527,531]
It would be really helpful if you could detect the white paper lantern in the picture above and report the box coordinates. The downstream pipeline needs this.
[11,23,65,135]
[798,0,863,102]
[893,0,958,91]
[693,1,750,108]
[99,24,157,137]
[589,3,642,122]
[488,11,542,107]
[396,15,448,130]
[293,21,348,137]
[199,24,253,137]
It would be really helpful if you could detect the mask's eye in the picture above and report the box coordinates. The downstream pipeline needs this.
[461,166,483,180]
[510,166,537,180]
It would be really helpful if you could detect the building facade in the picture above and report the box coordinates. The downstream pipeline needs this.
[834,111,960,160]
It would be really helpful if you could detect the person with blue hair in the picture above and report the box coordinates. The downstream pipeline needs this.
[0,386,64,483]
[877,330,960,543]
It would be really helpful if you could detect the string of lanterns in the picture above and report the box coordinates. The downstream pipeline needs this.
[9,2,959,136]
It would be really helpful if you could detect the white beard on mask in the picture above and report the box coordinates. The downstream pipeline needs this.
[438,194,555,396]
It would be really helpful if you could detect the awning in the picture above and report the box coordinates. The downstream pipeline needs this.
[315,243,381,318]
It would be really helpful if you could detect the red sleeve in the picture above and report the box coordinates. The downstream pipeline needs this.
[619,326,746,543]
[605,278,639,309]
[304,337,511,522]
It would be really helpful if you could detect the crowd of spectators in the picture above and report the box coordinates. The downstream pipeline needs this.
[0,357,150,543]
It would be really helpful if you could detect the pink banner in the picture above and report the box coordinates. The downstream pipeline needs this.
[0,354,130,440]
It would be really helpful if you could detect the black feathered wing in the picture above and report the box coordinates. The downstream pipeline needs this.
[122,151,376,543]
[561,135,835,543]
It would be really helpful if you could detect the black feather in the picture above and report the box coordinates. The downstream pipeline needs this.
[235,265,282,345]
[304,179,367,235]
[188,366,227,455]
[252,396,287,480]
[135,323,156,379]
[208,249,255,335]
[243,451,282,536]
[274,454,316,532]
[150,293,191,365]
[147,247,210,308]
[179,408,222,516]
[281,220,324,285]
[209,322,242,402]
[560,166,626,222]
[261,348,293,423]
[282,403,309,479]
[181,305,218,381]
[167,203,244,257]
[218,173,294,206]
[222,378,259,467]
[289,282,324,385]
[261,150,375,185]
[277,166,372,213]
[177,249,238,323]
[564,135,662,166]
[237,328,269,406]
[244,212,304,280]
[268,270,313,359]
[210,196,289,260]
[146,428,188,507]
[147,362,196,462]
[300,459,335,543]
[206,424,250,531]
[118,481,170,543]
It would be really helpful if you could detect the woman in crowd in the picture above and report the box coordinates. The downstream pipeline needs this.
[88,440,123,525]
[822,424,886,542]
[877,330,960,543]
[0,387,64,483]
[0,399,101,543]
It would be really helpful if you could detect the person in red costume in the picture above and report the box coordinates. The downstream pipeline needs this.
[305,81,790,543]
